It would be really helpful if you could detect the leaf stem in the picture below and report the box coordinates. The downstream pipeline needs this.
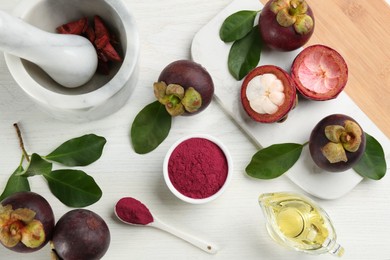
[19,155,25,167]
[13,123,30,162]
[302,141,309,146]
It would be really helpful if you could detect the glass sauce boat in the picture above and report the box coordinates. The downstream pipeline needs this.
[259,192,344,257]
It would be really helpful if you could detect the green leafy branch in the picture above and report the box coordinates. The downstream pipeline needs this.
[0,123,106,207]
[246,132,387,180]
[220,10,262,80]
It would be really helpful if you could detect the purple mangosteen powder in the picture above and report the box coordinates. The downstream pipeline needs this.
[168,137,228,199]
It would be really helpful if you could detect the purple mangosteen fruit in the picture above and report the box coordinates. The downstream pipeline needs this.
[241,65,297,123]
[51,209,110,260]
[154,60,214,116]
[0,191,55,253]
[291,44,348,100]
[258,0,315,51]
[309,114,366,172]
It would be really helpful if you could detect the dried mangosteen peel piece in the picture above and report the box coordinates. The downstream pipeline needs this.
[271,0,313,34]
[0,205,45,249]
[322,120,363,163]
[153,81,202,116]
[56,17,88,35]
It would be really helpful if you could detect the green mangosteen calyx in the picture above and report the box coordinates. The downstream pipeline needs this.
[321,120,363,163]
[154,81,202,116]
[271,0,313,35]
[0,205,45,248]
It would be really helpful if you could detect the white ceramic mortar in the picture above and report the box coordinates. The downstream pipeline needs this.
[4,0,139,122]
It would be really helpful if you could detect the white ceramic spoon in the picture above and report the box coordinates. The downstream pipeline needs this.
[0,10,97,88]
[114,207,219,254]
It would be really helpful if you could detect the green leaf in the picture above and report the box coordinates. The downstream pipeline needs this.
[43,169,102,207]
[353,133,387,180]
[131,101,172,154]
[228,25,262,80]
[246,143,304,179]
[18,153,52,177]
[0,166,30,201]
[220,10,259,42]
[44,134,106,166]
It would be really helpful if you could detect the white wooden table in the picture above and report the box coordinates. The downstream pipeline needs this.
[1,0,389,259]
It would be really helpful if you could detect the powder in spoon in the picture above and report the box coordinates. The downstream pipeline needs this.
[168,137,228,199]
[115,197,153,225]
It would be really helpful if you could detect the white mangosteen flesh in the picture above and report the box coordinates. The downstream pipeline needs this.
[245,73,285,114]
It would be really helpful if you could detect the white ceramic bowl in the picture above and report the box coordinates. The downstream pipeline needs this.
[4,0,139,122]
[163,134,233,204]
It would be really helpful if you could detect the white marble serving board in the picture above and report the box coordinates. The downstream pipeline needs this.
[191,0,390,199]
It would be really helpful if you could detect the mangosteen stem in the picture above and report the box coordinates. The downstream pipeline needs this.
[340,132,352,143]
[13,123,30,162]
[50,247,61,260]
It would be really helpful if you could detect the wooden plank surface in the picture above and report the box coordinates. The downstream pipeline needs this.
[261,0,390,137]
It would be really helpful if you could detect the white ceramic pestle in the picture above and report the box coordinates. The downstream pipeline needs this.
[0,10,97,88]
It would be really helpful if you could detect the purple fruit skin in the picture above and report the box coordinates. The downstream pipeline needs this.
[309,114,366,172]
[0,191,55,253]
[158,60,214,115]
[52,209,110,260]
[259,0,315,51]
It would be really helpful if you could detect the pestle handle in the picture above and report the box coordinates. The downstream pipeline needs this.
[0,10,98,88]
[1,10,71,62]
[0,11,48,46]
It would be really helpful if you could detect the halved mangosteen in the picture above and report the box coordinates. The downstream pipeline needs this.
[291,44,348,101]
[241,65,297,123]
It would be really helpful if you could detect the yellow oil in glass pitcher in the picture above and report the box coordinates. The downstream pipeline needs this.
[259,192,344,257]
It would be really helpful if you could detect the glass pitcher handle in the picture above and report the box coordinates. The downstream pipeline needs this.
[324,238,344,257]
